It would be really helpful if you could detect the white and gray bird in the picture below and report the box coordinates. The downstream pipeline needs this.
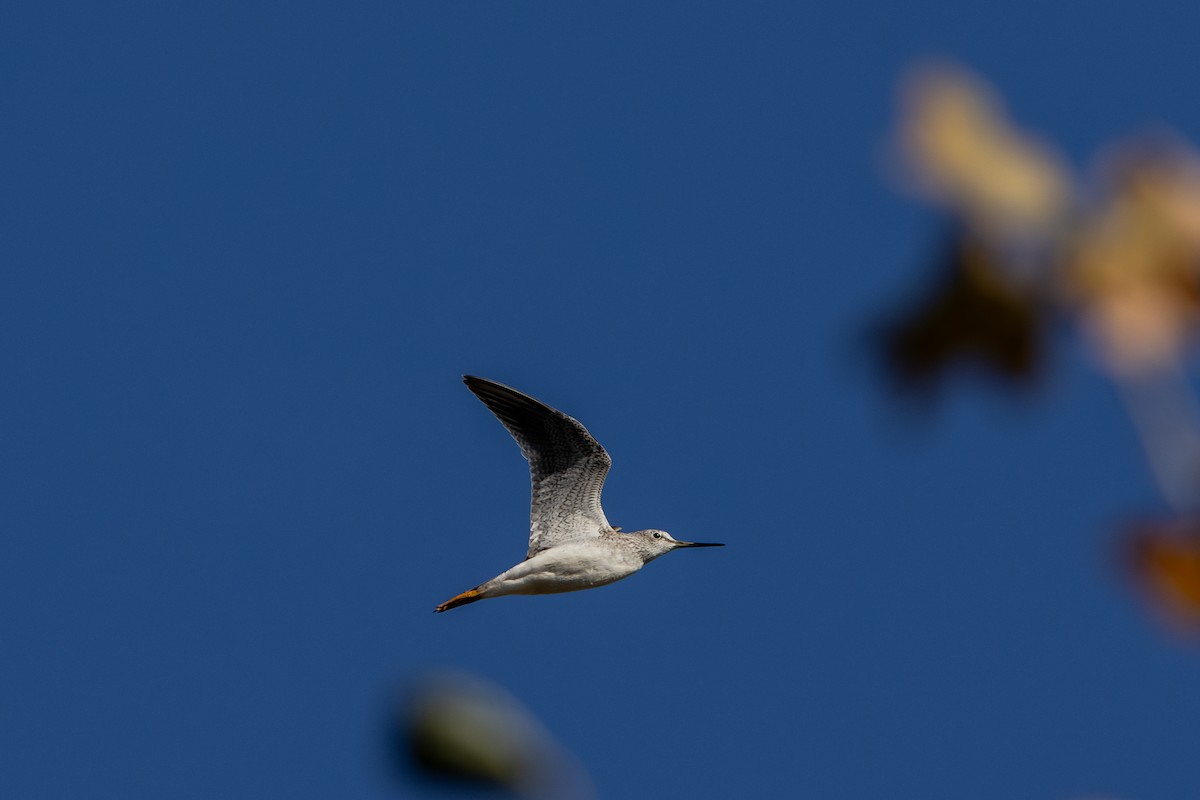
[435,376,723,612]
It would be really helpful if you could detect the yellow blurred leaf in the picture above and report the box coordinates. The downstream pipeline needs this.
[1069,141,1200,376]
[898,63,1072,245]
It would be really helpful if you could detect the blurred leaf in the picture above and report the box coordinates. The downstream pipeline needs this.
[387,671,594,799]
[1124,518,1200,633]
[897,62,1072,247]
[1068,140,1200,376]
[876,232,1045,396]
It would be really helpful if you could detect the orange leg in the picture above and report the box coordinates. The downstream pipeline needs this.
[434,587,484,613]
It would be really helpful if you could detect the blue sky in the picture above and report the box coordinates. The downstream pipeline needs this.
[4,2,1199,798]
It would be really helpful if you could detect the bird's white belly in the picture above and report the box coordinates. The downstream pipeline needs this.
[487,542,642,597]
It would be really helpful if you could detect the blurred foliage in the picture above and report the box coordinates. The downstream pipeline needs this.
[878,60,1200,636]
[1066,143,1200,377]
[896,63,1072,247]
[877,231,1045,394]
[881,62,1200,388]
[1125,518,1200,633]
[388,670,594,799]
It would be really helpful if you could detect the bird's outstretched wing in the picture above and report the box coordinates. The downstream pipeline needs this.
[464,376,613,557]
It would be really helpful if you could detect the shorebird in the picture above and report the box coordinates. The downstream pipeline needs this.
[435,376,723,612]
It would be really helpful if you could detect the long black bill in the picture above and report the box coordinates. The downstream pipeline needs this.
[675,540,725,548]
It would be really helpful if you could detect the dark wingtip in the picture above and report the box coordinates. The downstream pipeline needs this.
[463,375,500,393]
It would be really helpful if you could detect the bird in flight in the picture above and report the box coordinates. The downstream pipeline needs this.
[435,376,723,612]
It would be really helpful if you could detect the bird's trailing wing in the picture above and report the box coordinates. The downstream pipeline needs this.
[464,376,613,557]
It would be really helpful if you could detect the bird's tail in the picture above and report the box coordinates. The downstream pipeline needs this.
[434,587,485,613]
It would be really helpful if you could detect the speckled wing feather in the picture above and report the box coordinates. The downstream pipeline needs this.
[464,376,613,557]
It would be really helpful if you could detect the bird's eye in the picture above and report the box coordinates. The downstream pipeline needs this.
[652,532,662,539]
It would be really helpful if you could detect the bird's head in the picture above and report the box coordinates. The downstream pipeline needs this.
[632,529,724,562]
